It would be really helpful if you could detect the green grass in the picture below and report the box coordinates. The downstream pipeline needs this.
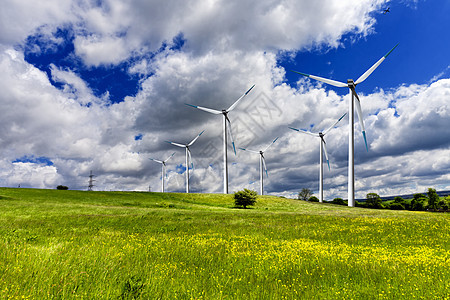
[0,188,449,299]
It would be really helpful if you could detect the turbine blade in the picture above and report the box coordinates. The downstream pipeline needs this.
[239,147,259,154]
[227,84,255,112]
[323,113,347,135]
[187,148,193,169]
[149,158,163,164]
[261,155,268,177]
[164,152,176,163]
[188,130,205,146]
[225,116,237,155]
[185,103,222,114]
[262,137,279,152]
[290,70,347,88]
[166,141,186,148]
[355,44,399,85]
[289,127,319,137]
[352,90,369,151]
[322,138,331,171]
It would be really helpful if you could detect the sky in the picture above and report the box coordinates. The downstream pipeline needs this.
[0,0,449,199]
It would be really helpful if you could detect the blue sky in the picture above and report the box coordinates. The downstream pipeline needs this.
[1,0,449,198]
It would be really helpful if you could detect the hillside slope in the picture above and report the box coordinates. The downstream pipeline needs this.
[0,188,449,299]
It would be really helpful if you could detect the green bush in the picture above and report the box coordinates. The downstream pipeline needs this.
[308,196,319,202]
[56,185,69,190]
[389,202,405,210]
[331,198,346,206]
[234,189,257,209]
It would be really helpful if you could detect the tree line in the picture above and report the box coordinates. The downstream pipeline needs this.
[298,188,450,212]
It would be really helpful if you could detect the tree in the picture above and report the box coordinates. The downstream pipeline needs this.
[366,193,384,209]
[308,196,319,202]
[298,188,312,201]
[389,196,407,210]
[234,189,257,209]
[438,197,449,211]
[56,185,69,190]
[411,196,427,211]
[427,188,439,210]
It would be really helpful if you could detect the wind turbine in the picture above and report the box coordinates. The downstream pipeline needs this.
[186,85,255,194]
[149,152,175,193]
[289,113,346,202]
[166,130,205,193]
[291,44,398,207]
[239,137,278,195]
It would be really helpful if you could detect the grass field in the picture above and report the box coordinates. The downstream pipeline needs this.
[0,188,449,299]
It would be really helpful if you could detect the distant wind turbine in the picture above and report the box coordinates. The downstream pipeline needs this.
[149,152,175,193]
[186,85,255,194]
[291,44,398,206]
[289,113,346,202]
[239,137,279,195]
[166,130,205,193]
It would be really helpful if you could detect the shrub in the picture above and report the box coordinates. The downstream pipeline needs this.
[234,189,257,209]
[389,202,405,210]
[56,185,69,190]
[308,196,319,202]
[331,198,346,206]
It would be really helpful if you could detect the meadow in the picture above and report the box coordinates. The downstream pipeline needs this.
[0,188,449,299]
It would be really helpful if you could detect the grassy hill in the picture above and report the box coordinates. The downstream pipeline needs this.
[0,188,449,299]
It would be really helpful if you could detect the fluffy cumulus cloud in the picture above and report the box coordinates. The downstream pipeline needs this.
[1,0,449,199]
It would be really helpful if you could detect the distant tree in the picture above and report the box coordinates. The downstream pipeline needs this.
[413,193,425,201]
[411,196,427,211]
[308,196,319,202]
[438,198,449,211]
[298,188,312,201]
[427,188,439,210]
[56,185,69,190]
[234,189,257,209]
[366,193,384,209]
[390,196,407,210]
[331,198,346,206]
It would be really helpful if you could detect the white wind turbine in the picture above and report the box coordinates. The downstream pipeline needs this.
[166,130,205,193]
[289,113,346,203]
[291,44,398,207]
[149,152,175,193]
[239,137,278,195]
[186,85,255,194]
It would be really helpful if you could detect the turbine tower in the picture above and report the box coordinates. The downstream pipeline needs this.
[186,85,255,194]
[149,152,175,193]
[289,113,346,202]
[291,44,398,206]
[239,137,278,195]
[166,130,205,193]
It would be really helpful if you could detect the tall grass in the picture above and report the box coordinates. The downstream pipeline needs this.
[0,188,449,299]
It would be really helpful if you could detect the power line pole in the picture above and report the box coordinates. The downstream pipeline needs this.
[88,170,95,191]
